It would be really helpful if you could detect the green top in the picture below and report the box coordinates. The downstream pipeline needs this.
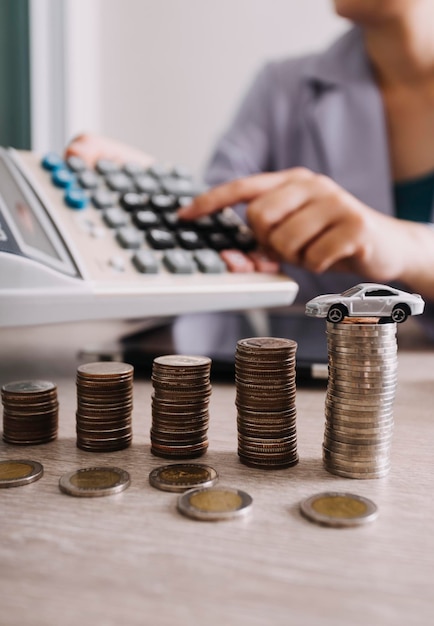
[394,171,434,223]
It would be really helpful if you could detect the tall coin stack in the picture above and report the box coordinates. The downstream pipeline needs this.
[235,337,298,469]
[76,362,134,452]
[151,355,211,459]
[323,319,397,479]
[1,380,58,445]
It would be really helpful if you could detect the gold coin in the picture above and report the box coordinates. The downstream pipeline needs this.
[0,459,44,488]
[177,486,253,520]
[300,492,378,527]
[59,466,130,497]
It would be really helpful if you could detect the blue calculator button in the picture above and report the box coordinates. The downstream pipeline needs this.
[41,152,64,171]
[52,168,76,189]
[65,188,88,210]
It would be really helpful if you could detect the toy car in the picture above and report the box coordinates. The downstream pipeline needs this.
[305,283,425,323]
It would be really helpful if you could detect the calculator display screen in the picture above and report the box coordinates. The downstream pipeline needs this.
[0,157,61,261]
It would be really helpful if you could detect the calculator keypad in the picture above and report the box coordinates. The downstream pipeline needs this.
[40,154,279,277]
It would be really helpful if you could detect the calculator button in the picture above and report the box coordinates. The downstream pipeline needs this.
[78,170,99,189]
[120,192,150,211]
[194,249,226,273]
[191,215,216,231]
[116,226,143,249]
[106,172,135,193]
[92,189,116,209]
[176,229,205,250]
[163,250,196,274]
[66,155,87,172]
[150,194,177,212]
[109,255,126,272]
[162,211,179,229]
[132,250,159,274]
[161,176,196,196]
[215,209,243,231]
[206,232,232,250]
[65,188,88,210]
[220,249,255,273]
[103,207,128,228]
[232,229,257,252]
[146,228,176,249]
[123,162,145,177]
[132,209,161,230]
[52,168,76,189]
[96,159,120,175]
[171,165,192,179]
[147,163,171,179]
[177,196,195,208]
[134,174,161,194]
[41,153,63,171]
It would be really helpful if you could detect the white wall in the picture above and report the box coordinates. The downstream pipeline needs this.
[63,0,348,176]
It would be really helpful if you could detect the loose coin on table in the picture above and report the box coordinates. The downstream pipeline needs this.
[59,466,130,497]
[299,491,378,527]
[0,459,44,488]
[177,486,253,521]
[149,463,219,492]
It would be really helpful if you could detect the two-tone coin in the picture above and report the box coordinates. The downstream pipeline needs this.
[300,491,378,527]
[0,459,44,488]
[149,463,218,492]
[59,466,130,497]
[177,486,253,521]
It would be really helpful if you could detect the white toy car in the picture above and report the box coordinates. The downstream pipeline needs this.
[305,283,425,323]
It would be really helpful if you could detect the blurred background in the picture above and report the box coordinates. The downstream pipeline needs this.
[0,0,348,177]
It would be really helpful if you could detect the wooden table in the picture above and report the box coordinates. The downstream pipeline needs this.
[0,320,433,626]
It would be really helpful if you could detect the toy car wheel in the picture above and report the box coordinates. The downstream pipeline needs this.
[326,304,348,323]
[391,304,409,323]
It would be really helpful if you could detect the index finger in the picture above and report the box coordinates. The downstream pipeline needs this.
[178,169,311,219]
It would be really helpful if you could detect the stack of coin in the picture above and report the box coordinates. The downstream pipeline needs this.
[235,337,298,469]
[1,380,58,445]
[76,362,134,452]
[151,355,211,459]
[323,319,397,479]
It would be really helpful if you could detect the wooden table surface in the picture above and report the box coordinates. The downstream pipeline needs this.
[0,320,433,626]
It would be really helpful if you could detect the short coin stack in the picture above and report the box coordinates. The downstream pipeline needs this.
[235,337,298,469]
[1,380,58,445]
[76,362,134,452]
[323,319,397,479]
[151,355,211,459]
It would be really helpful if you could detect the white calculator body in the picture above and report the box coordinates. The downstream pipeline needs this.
[0,148,298,327]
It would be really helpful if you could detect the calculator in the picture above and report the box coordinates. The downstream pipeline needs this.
[0,148,298,327]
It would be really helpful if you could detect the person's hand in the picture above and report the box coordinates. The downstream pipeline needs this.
[178,167,429,285]
[65,133,155,168]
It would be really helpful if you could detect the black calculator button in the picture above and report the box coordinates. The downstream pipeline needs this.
[146,228,176,249]
[191,215,216,231]
[103,207,128,228]
[132,250,159,274]
[106,172,134,193]
[162,211,179,229]
[163,250,196,274]
[120,192,150,211]
[176,229,205,250]
[232,229,257,252]
[96,159,120,175]
[134,174,161,194]
[116,226,143,249]
[147,163,171,179]
[177,195,195,208]
[78,170,99,189]
[92,189,116,209]
[214,210,243,231]
[66,155,87,172]
[206,232,233,250]
[150,194,177,212]
[123,162,145,177]
[194,249,226,274]
[132,209,161,230]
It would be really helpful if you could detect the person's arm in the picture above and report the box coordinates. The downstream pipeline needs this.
[65,133,154,167]
[179,168,434,301]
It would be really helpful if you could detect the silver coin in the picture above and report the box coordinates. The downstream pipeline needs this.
[149,463,218,492]
[300,491,378,527]
[177,486,253,521]
[59,466,130,497]
[0,459,44,488]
